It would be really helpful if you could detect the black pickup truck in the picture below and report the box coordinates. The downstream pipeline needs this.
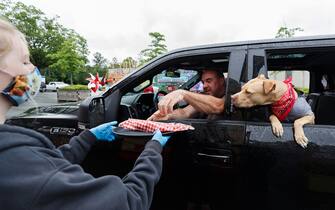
[6,35,335,210]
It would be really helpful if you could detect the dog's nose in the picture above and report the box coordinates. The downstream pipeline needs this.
[231,94,237,103]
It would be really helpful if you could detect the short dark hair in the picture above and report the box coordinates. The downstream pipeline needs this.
[199,69,225,78]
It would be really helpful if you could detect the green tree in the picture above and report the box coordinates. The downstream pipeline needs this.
[64,29,89,64]
[139,32,168,65]
[121,57,137,68]
[93,52,108,68]
[92,52,109,76]
[275,26,304,38]
[0,0,89,82]
[273,25,304,78]
[110,57,120,68]
[47,39,85,84]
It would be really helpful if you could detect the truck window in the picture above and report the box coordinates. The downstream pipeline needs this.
[268,70,310,95]
[119,53,231,121]
[266,48,335,125]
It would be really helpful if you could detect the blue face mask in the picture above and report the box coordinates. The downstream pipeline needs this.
[1,67,42,106]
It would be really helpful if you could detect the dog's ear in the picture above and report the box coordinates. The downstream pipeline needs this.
[263,80,276,94]
[257,74,266,80]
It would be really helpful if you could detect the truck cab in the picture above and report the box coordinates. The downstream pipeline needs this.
[7,35,335,210]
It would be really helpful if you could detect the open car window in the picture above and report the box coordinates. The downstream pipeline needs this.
[119,53,231,121]
[259,47,335,125]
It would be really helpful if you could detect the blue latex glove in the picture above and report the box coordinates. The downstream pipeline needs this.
[151,130,171,146]
[90,121,118,141]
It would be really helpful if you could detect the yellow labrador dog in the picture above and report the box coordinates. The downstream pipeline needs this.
[231,74,315,148]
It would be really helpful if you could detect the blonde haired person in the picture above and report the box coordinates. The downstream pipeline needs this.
[0,18,170,210]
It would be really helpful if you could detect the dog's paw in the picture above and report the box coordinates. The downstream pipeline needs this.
[295,132,308,148]
[271,122,283,138]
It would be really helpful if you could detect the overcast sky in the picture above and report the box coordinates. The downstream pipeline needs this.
[19,0,335,63]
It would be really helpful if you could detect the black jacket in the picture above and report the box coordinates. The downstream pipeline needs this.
[0,124,162,210]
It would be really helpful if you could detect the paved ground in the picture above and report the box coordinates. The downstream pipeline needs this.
[6,91,64,118]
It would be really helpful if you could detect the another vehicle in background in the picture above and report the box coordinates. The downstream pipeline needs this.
[39,82,46,92]
[46,82,69,91]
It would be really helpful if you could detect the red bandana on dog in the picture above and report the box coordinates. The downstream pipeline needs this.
[271,77,297,121]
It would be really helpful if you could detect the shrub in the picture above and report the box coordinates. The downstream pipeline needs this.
[295,87,309,94]
[60,85,88,91]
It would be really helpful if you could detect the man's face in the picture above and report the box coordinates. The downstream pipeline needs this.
[201,70,225,97]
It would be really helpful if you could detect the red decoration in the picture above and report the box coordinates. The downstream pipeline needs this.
[86,72,114,93]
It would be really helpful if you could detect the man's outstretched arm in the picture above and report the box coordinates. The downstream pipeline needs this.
[158,89,225,115]
[148,105,198,121]
[182,90,225,114]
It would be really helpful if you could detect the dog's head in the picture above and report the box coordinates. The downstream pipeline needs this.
[231,74,277,108]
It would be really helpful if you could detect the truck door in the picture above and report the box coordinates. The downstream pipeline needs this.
[243,46,335,210]
[170,49,248,210]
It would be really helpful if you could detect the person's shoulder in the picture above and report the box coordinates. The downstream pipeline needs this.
[1,124,42,136]
[0,124,53,148]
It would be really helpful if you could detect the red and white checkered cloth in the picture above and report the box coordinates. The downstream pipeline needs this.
[119,118,195,133]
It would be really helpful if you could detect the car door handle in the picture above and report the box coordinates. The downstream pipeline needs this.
[195,152,232,168]
[197,152,231,161]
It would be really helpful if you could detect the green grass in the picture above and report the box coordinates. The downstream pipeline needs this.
[60,85,88,91]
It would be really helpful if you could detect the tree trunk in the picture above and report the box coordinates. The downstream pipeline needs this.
[70,72,73,85]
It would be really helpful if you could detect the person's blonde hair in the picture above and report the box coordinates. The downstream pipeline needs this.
[0,17,27,61]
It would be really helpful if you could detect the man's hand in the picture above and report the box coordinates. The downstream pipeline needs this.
[158,89,186,115]
[147,110,170,121]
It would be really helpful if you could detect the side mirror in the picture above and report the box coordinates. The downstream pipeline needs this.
[78,96,105,129]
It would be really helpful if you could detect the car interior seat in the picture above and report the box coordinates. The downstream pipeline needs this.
[314,92,335,125]
[306,93,320,114]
